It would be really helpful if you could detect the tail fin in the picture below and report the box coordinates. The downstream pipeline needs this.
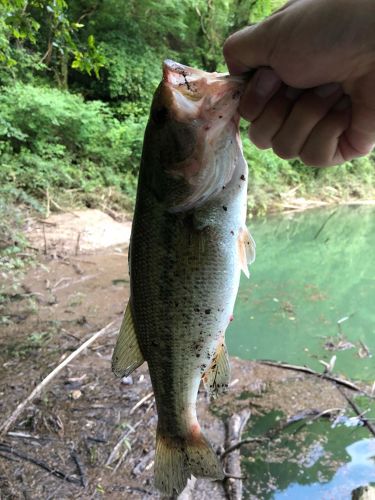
[154,429,224,496]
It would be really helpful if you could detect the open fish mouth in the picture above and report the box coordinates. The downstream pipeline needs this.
[162,59,246,102]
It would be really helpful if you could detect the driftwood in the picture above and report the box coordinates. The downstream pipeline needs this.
[223,409,251,500]
[352,486,375,500]
[0,321,116,436]
[259,360,373,396]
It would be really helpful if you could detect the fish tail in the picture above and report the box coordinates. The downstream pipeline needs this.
[154,426,224,495]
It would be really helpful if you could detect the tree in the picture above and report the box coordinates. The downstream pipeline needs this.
[0,0,105,87]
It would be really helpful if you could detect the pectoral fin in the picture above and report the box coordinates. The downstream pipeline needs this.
[112,300,144,377]
[238,226,256,278]
[202,341,230,398]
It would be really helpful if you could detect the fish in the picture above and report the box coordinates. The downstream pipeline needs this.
[111,59,255,496]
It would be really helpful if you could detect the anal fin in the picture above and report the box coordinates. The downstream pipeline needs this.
[112,300,144,377]
[238,226,256,278]
[202,340,230,398]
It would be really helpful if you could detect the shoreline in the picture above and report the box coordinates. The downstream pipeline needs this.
[249,195,375,217]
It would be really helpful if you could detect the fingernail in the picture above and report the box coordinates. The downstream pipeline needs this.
[314,83,341,98]
[285,87,303,100]
[255,68,281,97]
[334,95,351,111]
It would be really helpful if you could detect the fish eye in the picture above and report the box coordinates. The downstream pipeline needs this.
[152,106,169,125]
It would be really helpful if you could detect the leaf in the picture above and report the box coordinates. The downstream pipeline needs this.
[87,34,95,48]
[71,60,80,69]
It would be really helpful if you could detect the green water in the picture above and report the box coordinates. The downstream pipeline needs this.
[228,205,375,381]
[227,205,375,499]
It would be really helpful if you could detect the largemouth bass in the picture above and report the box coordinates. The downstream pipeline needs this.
[112,60,255,495]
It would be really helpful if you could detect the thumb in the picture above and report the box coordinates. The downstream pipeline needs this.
[223,24,274,75]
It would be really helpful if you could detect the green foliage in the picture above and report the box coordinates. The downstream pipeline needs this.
[0,83,142,202]
[0,0,374,235]
[0,0,105,85]
[99,35,162,116]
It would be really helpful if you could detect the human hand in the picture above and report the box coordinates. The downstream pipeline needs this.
[223,0,375,166]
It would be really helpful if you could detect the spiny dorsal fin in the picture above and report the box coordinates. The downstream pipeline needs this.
[202,340,230,398]
[238,226,256,278]
[112,300,144,377]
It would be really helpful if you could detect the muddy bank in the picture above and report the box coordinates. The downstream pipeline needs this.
[0,210,372,499]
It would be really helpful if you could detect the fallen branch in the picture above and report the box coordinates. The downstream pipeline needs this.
[336,386,375,438]
[0,444,80,485]
[71,450,87,488]
[221,436,267,459]
[106,421,141,467]
[222,407,346,460]
[129,392,154,415]
[0,321,116,436]
[259,360,373,396]
[223,409,251,500]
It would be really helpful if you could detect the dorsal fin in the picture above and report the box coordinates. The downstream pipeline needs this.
[112,300,144,377]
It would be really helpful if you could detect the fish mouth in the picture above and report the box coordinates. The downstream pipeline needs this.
[162,59,245,98]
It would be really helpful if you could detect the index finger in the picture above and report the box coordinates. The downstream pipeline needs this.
[223,24,273,75]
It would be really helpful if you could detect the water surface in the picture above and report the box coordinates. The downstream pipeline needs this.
[228,205,375,380]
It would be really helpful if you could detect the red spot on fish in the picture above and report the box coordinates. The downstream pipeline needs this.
[229,314,234,322]
[190,422,201,439]
[204,125,210,131]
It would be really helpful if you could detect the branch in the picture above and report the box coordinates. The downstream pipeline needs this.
[0,321,117,436]
[259,360,373,397]
[336,386,375,438]
[0,444,81,485]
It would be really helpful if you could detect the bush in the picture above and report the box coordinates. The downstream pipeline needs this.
[0,82,145,202]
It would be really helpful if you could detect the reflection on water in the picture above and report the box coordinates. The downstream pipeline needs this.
[228,205,375,380]
[243,412,375,500]
[274,437,375,500]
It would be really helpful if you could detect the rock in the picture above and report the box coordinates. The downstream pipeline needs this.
[352,486,375,500]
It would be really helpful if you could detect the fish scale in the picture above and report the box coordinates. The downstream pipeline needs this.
[111,60,255,495]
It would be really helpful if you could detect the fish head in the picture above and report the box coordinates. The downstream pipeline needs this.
[143,60,246,210]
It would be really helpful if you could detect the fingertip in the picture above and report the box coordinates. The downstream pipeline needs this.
[339,133,374,161]
[248,124,272,150]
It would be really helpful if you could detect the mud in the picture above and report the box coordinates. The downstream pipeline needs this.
[0,210,364,499]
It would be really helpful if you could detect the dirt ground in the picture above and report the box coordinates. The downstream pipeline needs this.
[0,210,367,500]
